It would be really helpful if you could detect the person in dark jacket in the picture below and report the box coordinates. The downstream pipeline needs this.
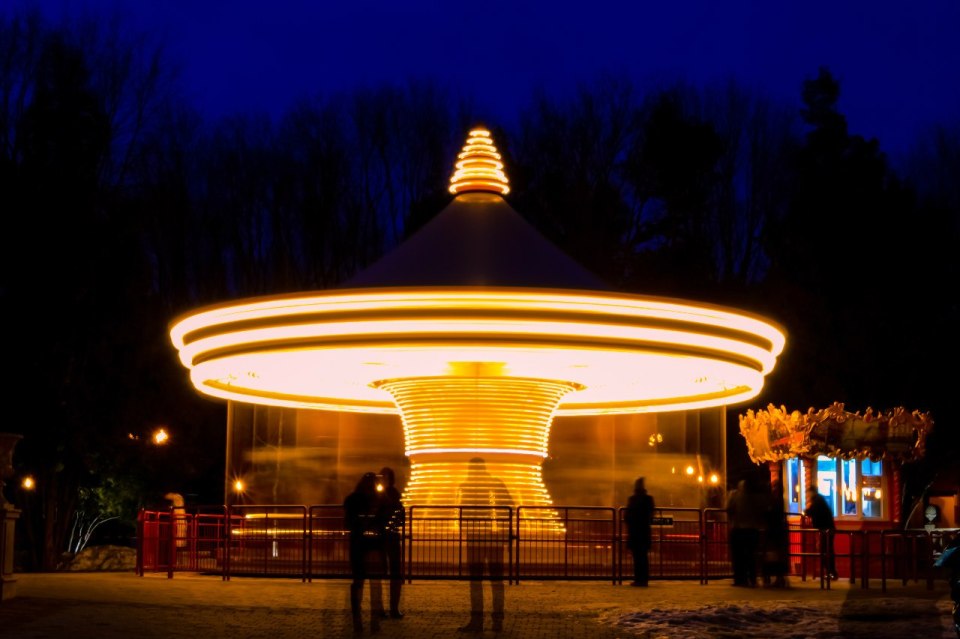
[624,476,655,586]
[727,475,768,587]
[934,533,960,638]
[762,480,790,588]
[374,466,405,620]
[344,471,387,634]
[804,487,837,579]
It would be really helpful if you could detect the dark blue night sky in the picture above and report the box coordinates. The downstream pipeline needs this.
[14,0,960,159]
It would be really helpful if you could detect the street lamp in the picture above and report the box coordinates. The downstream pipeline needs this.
[152,428,169,446]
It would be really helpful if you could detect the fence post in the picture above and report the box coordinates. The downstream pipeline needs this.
[820,529,827,590]
[167,506,175,579]
[301,507,307,583]
[306,506,313,583]
[611,507,618,586]
[614,508,620,585]
[223,505,231,581]
[406,507,414,585]
[860,530,870,590]
[880,530,887,593]
[698,509,706,585]
[135,509,144,577]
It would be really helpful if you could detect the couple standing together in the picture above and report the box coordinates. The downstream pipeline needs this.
[345,458,512,634]
[343,467,405,634]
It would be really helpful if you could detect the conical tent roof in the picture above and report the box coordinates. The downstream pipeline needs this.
[343,192,611,290]
[344,127,608,291]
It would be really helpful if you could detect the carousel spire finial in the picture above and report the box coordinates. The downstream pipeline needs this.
[448,127,510,195]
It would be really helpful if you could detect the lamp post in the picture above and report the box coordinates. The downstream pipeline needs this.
[0,432,23,602]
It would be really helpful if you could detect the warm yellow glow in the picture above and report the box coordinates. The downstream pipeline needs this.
[21,476,34,490]
[403,460,552,508]
[234,479,245,493]
[153,428,169,445]
[169,289,784,416]
[709,473,719,485]
[685,465,695,475]
[874,489,881,499]
[375,375,575,507]
[697,475,704,483]
[448,128,510,195]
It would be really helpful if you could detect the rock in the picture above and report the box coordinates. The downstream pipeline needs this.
[65,545,136,571]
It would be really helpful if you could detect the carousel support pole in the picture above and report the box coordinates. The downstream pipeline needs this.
[890,461,903,527]
[767,461,782,488]
[800,456,817,579]
[802,457,816,510]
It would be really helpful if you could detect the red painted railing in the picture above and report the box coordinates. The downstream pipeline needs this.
[137,505,957,588]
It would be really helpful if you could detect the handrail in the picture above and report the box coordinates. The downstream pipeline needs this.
[136,505,948,588]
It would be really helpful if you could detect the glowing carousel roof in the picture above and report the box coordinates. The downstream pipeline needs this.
[170,128,786,416]
[739,402,933,463]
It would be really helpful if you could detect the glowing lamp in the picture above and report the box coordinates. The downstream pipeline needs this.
[233,479,245,493]
[21,476,34,490]
[153,428,169,445]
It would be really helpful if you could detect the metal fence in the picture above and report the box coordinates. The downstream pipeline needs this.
[137,504,957,589]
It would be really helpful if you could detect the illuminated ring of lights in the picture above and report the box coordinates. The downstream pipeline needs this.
[449,128,510,195]
[169,288,785,415]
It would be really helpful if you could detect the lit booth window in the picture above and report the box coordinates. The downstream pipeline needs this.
[784,457,884,520]
[786,456,803,514]
[860,459,883,518]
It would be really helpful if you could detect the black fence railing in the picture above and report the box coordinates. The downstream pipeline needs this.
[137,504,957,589]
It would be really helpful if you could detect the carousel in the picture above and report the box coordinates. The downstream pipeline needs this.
[739,402,934,527]
[169,128,787,513]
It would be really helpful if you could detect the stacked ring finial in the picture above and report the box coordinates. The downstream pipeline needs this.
[448,128,510,195]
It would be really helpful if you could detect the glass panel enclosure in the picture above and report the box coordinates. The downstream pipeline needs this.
[861,459,883,518]
[816,456,838,516]
[840,460,858,515]
[786,458,803,514]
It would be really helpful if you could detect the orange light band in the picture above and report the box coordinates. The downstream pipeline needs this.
[449,128,510,195]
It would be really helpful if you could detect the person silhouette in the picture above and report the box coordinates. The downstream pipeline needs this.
[456,457,514,633]
[727,474,768,587]
[624,476,655,586]
[762,479,789,588]
[373,466,405,620]
[804,486,837,579]
[343,471,387,634]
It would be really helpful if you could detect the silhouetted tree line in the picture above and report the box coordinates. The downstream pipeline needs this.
[1,10,956,570]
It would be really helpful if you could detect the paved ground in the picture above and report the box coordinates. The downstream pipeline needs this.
[0,572,955,638]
